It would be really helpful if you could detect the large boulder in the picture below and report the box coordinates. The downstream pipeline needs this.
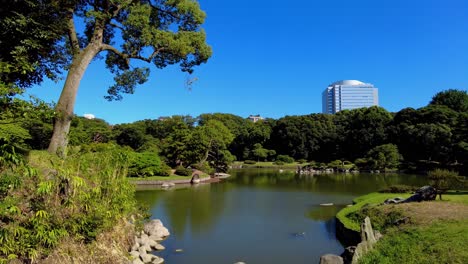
[144,219,170,237]
[403,186,437,203]
[320,254,344,264]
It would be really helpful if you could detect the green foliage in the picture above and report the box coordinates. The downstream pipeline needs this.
[327,160,343,169]
[336,192,413,232]
[174,166,192,176]
[273,161,285,165]
[430,89,468,113]
[347,205,405,232]
[244,160,257,165]
[0,149,140,262]
[297,159,307,164]
[0,0,67,88]
[379,185,417,193]
[366,144,401,170]
[128,152,171,177]
[276,155,294,163]
[427,169,465,199]
[69,117,112,146]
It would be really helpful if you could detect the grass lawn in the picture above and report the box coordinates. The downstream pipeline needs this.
[337,191,468,264]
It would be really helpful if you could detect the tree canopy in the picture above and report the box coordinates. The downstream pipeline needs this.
[0,0,212,155]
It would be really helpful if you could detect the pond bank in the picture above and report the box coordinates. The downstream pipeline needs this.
[130,173,231,185]
[332,191,468,263]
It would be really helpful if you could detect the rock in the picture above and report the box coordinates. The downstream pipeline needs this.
[141,233,149,240]
[138,247,147,256]
[131,242,140,251]
[161,182,175,188]
[191,174,200,184]
[402,186,437,203]
[144,219,170,238]
[154,243,165,251]
[320,203,334,206]
[234,262,246,264]
[383,197,405,204]
[152,256,165,264]
[140,253,153,263]
[360,217,376,244]
[340,246,356,263]
[149,235,164,242]
[147,239,158,248]
[139,244,152,253]
[174,249,184,253]
[350,217,379,264]
[319,254,344,264]
[130,250,140,258]
[132,258,144,264]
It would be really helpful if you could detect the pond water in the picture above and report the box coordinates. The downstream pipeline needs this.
[135,169,427,264]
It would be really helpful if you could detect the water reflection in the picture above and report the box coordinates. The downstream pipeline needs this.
[135,169,428,264]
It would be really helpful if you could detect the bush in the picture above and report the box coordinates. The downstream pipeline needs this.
[127,151,170,177]
[276,155,294,163]
[297,159,307,164]
[428,169,465,200]
[244,160,256,165]
[175,166,192,176]
[347,205,405,232]
[0,150,141,262]
[273,161,285,165]
[191,162,215,175]
[379,185,417,193]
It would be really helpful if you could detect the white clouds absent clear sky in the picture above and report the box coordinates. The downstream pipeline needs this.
[27,0,468,124]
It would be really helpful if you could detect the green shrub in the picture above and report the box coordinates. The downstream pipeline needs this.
[175,166,192,176]
[244,160,257,165]
[0,150,141,262]
[297,159,307,164]
[273,161,285,165]
[127,151,170,177]
[191,162,215,175]
[347,205,405,232]
[276,155,294,163]
[379,185,417,193]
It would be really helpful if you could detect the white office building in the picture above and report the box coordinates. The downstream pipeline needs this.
[322,80,379,114]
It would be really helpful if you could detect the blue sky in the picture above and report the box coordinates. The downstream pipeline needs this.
[27,0,468,124]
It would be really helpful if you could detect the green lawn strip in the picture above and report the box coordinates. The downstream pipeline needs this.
[441,191,468,204]
[358,221,468,264]
[128,173,210,181]
[336,192,412,232]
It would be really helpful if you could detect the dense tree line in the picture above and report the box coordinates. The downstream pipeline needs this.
[1,89,467,174]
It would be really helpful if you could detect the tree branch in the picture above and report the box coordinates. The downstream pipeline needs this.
[66,9,80,55]
[100,44,164,63]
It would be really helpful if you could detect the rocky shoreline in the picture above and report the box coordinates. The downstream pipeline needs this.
[129,219,170,264]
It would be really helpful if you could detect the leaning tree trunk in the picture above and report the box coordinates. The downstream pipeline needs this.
[48,45,100,156]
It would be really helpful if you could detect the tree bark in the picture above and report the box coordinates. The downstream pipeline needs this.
[47,45,100,156]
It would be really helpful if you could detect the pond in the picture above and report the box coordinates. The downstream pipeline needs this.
[135,169,427,264]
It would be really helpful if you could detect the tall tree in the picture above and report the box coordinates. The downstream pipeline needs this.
[0,0,67,88]
[42,0,212,155]
[430,89,468,113]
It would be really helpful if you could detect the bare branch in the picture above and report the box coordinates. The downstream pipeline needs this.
[66,9,80,55]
